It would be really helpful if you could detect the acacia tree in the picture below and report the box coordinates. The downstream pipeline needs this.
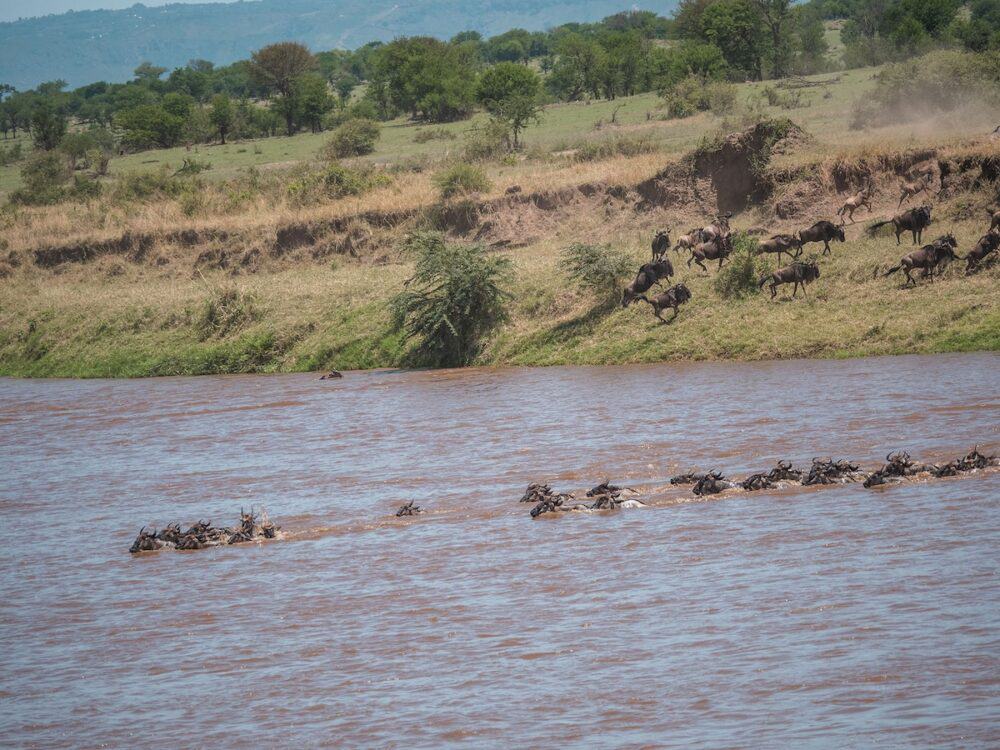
[209,93,233,144]
[249,42,316,134]
[751,0,793,79]
[476,62,542,147]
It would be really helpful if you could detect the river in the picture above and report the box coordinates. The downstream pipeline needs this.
[1,353,998,748]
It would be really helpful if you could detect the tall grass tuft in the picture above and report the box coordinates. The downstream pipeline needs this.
[391,232,511,367]
[195,285,260,340]
[432,163,492,199]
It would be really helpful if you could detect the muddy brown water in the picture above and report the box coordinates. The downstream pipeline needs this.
[1,353,998,748]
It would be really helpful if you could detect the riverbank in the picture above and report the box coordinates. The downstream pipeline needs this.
[2,117,999,377]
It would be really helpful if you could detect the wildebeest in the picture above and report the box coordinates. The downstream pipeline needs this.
[176,534,205,550]
[670,471,707,485]
[837,184,874,224]
[692,471,736,496]
[520,482,553,503]
[766,460,803,482]
[701,213,732,241]
[868,205,932,245]
[156,523,182,544]
[651,229,671,260]
[638,283,692,324]
[740,473,774,491]
[130,527,163,553]
[759,260,820,299]
[755,233,803,263]
[802,458,861,485]
[396,501,424,517]
[965,230,1000,273]
[897,173,934,207]
[884,235,961,286]
[688,233,733,272]
[320,370,343,380]
[672,228,705,254]
[622,258,674,307]
[797,220,845,255]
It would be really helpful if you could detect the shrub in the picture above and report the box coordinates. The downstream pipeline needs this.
[286,163,391,206]
[391,232,512,367]
[712,233,768,299]
[173,157,211,177]
[413,127,458,143]
[195,286,259,340]
[0,142,24,167]
[9,151,70,205]
[432,163,492,199]
[323,118,381,158]
[561,242,633,303]
[663,76,738,119]
[111,167,184,203]
[68,174,102,201]
[572,135,658,162]
[462,120,512,161]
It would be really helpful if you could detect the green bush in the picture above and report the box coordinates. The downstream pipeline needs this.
[663,76,738,119]
[712,232,768,299]
[0,142,24,167]
[9,151,70,205]
[432,163,492,199]
[413,127,458,143]
[462,120,512,161]
[286,163,391,206]
[195,286,260,340]
[391,232,512,367]
[323,118,381,158]
[69,174,102,201]
[111,166,184,203]
[572,135,658,162]
[561,242,633,302]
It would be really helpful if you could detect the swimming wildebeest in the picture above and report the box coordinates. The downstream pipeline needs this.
[897,173,934,207]
[670,471,708,485]
[797,221,845,255]
[802,458,861,485]
[520,482,553,503]
[692,471,737,496]
[638,283,692,324]
[755,234,803,263]
[766,460,802,482]
[395,501,424,517]
[156,523,183,545]
[622,258,674,307]
[759,259,820,299]
[837,183,874,224]
[651,229,671,260]
[965,230,1000,273]
[868,205,932,245]
[740,473,774,491]
[883,235,961,286]
[688,233,733,272]
[130,527,163,553]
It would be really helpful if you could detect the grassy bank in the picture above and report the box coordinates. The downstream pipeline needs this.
[2,209,997,378]
[1,66,999,378]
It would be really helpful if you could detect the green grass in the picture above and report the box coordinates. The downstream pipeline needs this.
[1,211,996,378]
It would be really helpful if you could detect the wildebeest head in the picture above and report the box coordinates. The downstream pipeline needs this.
[692,470,729,496]
[767,460,802,482]
[156,523,182,544]
[672,283,692,304]
[520,482,552,503]
[129,527,161,554]
[833,225,846,242]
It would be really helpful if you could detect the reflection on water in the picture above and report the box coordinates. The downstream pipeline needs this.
[1,353,998,747]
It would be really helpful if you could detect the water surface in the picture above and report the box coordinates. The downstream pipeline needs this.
[1,353,998,748]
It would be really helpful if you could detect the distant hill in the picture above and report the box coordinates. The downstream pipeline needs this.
[0,0,669,90]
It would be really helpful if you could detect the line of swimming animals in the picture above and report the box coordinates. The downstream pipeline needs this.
[129,507,280,553]
[518,446,996,518]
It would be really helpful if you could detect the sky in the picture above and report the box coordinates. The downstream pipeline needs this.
[1,0,235,23]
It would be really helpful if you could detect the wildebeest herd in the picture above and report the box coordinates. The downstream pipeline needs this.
[521,445,996,518]
[619,180,998,324]
[129,507,279,553]
[128,446,995,549]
